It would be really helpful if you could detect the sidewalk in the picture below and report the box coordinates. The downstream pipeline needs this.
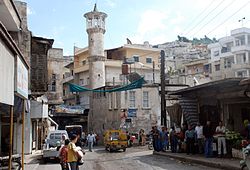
[24,150,42,164]
[153,151,241,170]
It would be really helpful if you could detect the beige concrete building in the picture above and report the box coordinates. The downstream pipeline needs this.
[208,27,250,80]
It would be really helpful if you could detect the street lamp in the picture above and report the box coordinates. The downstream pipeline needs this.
[239,17,246,27]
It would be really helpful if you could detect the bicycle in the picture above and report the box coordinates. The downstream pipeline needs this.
[0,154,21,170]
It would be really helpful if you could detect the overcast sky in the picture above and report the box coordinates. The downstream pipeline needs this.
[21,0,250,55]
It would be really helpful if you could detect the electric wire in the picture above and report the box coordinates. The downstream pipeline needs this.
[191,0,235,38]
[182,0,216,34]
[207,1,250,35]
[185,0,226,36]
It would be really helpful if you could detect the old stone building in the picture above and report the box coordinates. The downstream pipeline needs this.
[66,4,162,136]
[30,36,54,94]
[47,48,73,105]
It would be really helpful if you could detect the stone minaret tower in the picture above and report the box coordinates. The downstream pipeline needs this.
[84,4,107,89]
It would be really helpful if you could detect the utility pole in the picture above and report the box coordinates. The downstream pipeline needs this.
[153,61,155,83]
[160,50,166,126]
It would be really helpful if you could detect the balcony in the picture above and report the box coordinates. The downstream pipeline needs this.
[62,93,75,100]
[232,63,250,70]
[74,64,89,73]
[62,74,74,84]
[231,45,250,53]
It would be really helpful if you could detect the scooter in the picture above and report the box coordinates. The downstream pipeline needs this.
[240,144,250,170]
[146,135,153,150]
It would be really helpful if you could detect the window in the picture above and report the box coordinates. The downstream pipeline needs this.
[133,55,139,62]
[143,91,149,108]
[146,57,152,63]
[215,64,220,71]
[114,92,118,109]
[236,53,246,64]
[82,60,86,65]
[79,79,84,85]
[108,93,112,109]
[52,74,56,80]
[213,51,219,57]
[224,56,234,68]
[235,35,245,46]
[236,70,248,77]
[129,91,136,108]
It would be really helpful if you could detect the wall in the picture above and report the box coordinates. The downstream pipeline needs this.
[0,38,15,105]
[47,48,72,104]
[31,37,53,93]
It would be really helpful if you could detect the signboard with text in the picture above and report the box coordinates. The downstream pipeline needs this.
[127,108,137,117]
[16,57,28,99]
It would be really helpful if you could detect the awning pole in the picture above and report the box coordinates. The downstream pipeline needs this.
[8,105,14,170]
[22,101,25,169]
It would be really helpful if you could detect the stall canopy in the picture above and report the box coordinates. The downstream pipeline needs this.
[68,77,145,93]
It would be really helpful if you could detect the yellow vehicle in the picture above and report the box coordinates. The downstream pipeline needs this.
[104,130,128,152]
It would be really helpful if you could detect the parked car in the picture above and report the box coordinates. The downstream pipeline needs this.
[45,130,68,148]
[43,130,68,163]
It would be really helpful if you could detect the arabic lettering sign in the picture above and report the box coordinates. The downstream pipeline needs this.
[127,108,137,117]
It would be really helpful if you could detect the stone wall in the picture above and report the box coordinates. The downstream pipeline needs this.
[31,37,53,93]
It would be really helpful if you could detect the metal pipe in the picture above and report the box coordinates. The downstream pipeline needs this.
[8,105,14,170]
[22,101,25,169]
[160,50,166,126]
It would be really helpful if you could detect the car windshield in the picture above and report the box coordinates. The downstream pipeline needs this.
[111,132,119,140]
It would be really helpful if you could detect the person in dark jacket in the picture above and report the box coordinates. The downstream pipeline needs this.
[203,121,214,158]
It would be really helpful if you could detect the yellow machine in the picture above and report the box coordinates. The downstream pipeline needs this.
[104,130,128,152]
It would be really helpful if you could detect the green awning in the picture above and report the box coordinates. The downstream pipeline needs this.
[69,77,145,93]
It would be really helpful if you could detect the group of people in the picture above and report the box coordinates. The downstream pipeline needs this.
[150,126,169,152]
[151,121,227,158]
[58,132,98,170]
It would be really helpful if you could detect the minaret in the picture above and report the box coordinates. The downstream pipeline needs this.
[84,4,107,89]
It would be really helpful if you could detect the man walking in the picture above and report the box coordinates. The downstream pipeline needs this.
[203,121,214,158]
[185,125,195,155]
[216,121,227,157]
[87,132,96,152]
[67,134,79,170]
[195,123,204,154]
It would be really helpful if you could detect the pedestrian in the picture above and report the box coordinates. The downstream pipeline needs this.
[203,121,214,158]
[161,127,169,151]
[87,132,96,152]
[170,126,178,153]
[216,121,227,157]
[152,126,161,152]
[59,139,70,170]
[195,122,204,154]
[139,129,143,146]
[185,125,195,155]
[67,134,79,170]
[141,129,146,146]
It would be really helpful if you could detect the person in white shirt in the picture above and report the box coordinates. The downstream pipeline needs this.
[87,132,96,152]
[216,121,227,157]
[195,123,204,154]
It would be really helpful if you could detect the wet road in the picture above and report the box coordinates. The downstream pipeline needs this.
[25,146,222,170]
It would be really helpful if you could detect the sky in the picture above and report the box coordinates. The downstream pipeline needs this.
[21,0,250,55]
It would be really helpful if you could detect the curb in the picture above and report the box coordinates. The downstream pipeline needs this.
[153,151,241,170]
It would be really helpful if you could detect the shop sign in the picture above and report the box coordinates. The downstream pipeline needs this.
[128,108,137,117]
[16,57,28,99]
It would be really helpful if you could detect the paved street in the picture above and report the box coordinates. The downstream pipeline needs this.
[25,146,222,170]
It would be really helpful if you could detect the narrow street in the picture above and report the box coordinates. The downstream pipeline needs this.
[25,146,222,170]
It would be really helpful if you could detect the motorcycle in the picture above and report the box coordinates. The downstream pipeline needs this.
[0,154,21,170]
[146,135,153,150]
[240,143,250,170]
